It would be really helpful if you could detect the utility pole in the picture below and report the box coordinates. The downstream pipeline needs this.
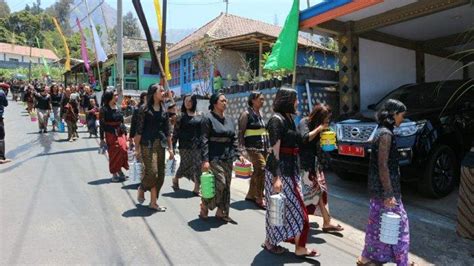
[28,42,32,83]
[224,0,229,14]
[84,0,103,92]
[116,0,124,104]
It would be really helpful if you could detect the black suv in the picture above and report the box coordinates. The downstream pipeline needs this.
[330,80,474,198]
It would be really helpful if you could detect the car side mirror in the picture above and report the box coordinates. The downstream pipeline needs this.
[368,104,376,110]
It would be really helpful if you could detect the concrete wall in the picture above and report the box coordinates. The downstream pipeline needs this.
[215,49,243,82]
[359,38,416,110]
[424,54,464,82]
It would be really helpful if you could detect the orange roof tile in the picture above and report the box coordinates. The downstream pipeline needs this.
[0,42,59,60]
[169,13,328,56]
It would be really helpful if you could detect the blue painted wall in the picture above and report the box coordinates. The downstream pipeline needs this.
[297,48,338,70]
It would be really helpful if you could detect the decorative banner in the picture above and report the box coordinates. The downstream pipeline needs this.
[52,17,70,71]
[89,20,108,62]
[132,0,161,75]
[76,17,95,83]
[264,0,300,71]
[153,0,171,80]
[35,36,51,76]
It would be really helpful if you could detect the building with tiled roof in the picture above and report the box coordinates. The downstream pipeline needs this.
[168,13,337,96]
[0,42,59,69]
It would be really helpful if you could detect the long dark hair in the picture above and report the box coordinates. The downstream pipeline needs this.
[139,91,147,107]
[273,87,297,114]
[307,103,332,130]
[376,99,407,130]
[145,83,164,112]
[181,94,197,113]
[101,88,115,107]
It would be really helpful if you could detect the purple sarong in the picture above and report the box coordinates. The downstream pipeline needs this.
[362,198,410,266]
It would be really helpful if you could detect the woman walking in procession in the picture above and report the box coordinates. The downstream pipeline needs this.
[238,91,269,209]
[129,91,147,149]
[298,103,343,232]
[200,93,243,223]
[357,99,414,266]
[134,84,174,211]
[50,84,63,132]
[86,99,99,138]
[263,87,319,257]
[171,95,203,195]
[34,86,52,134]
[100,89,129,182]
[61,87,79,142]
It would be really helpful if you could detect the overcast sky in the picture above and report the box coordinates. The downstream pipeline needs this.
[6,0,323,29]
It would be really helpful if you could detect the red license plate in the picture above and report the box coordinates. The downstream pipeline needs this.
[338,144,365,157]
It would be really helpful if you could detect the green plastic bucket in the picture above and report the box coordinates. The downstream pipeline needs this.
[200,171,215,199]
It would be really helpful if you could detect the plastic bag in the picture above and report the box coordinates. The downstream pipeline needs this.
[130,160,143,182]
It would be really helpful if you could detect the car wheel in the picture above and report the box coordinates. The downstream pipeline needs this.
[418,145,458,198]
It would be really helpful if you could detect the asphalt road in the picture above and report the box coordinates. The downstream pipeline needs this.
[1,99,472,265]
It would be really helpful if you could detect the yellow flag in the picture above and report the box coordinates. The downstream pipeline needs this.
[153,0,172,80]
[52,17,71,71]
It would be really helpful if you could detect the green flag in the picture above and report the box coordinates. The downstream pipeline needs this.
[264,0,300,71]
[35,37,51,76]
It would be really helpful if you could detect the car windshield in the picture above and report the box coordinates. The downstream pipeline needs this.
[375,81,469,111]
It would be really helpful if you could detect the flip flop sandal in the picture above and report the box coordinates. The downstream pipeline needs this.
[256,201,267,210]
[356,259,382,266]
[322,224,344,232]
[149,205,167,212]
[245,197,256,203]
[260,243,288,255]
[137,196,145,204]
[171,179,180,190]
[295,248,320,258]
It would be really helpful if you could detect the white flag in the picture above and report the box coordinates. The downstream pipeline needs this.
[90,21,108,62]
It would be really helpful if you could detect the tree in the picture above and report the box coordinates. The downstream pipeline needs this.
[0,0,10,19]
[6,11,41,45]
[45,0,74,35]
[191,37,222,96]
[31,0,43,15]
[123,11,141,38]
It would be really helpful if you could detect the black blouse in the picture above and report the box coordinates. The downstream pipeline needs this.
[50,93,63,107]
[368,127,401,199]
[173,112,203,150]
[201,112,239,162]
[297,117,328,171]
[34,93,51,110]
[266,113,301,177]
[135,105,171,147]
[99,105,125,139]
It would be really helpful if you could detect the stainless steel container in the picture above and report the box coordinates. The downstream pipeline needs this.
[379,212,401,245]
[268,193,286,227]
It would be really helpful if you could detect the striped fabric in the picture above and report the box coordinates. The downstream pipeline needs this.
[264,169,306,246]
[457,163,474,239]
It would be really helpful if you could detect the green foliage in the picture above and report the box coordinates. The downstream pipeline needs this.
[0,0,10,19]
[260,51,291,80]
[191,37,222,95]
[123,11,142,38]
[0,65,65,81]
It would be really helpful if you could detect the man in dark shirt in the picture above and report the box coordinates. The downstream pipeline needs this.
[0,84,11,164]
[34,87,52,133]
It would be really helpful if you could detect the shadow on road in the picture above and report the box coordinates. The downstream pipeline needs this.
[187,217,227,232]
[122,204,158,218]
[121,183,140,190]
[37,147,98,157]
[251,249,321,266]
[230,200,261,211]
[161,190,197,199]
[88,178,112,185]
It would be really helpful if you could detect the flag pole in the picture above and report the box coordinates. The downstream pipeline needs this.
[84,0,103,91]
[160,0,170,91]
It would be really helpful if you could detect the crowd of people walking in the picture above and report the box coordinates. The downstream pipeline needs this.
[0,77,415,265]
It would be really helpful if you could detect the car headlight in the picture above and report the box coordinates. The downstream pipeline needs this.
[394,121,426,136]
